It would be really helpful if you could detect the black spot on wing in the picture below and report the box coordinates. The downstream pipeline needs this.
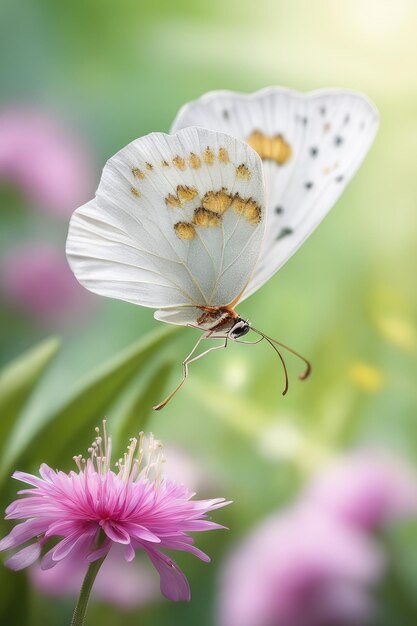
[275,206,284,214]
[305,181,314,190]
[223,110,229,120]
[310,147,318,158]
[334,136,344,146]
[296,114,308,125]
[277,227,293,241]
[335,175,344,183]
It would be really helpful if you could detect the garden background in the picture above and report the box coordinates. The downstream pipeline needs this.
[1,1,417,625]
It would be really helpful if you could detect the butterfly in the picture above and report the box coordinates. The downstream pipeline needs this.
[66,87,379,410]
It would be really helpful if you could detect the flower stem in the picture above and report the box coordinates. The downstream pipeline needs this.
[70,556,106,626]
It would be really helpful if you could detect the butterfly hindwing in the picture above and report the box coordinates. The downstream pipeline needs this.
[171,88,379,300]
[66,127,266,312]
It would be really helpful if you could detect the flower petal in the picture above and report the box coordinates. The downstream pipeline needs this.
[11,470,49,487]
[159,537,211,562]
[0,519,45,551]
[124,523,160,543]
[87,538,112,562]
[125,543,136,562]
[5,542,41,571]
[52,532,85,561]
[40,547,58,571]
[101,521,131,544]
[145,547,191,602]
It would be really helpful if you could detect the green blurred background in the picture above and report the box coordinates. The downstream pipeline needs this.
[1,0,417,624]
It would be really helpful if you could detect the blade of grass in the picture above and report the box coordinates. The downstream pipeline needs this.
[0,337,60,447]
[0,325,179,482]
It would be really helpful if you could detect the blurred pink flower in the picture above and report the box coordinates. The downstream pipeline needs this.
[30,545,159,611]
[0,106,94,216]
[218,508,384,626]
[0,243,94,326]
[304,451,417,531]
[0,426,230,602]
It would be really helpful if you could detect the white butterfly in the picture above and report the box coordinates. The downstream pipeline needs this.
[66,88,378,409]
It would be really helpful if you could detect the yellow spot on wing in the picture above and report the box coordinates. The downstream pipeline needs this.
[177,185,198,202]
[174,222,196,240]
[165,193,182,208]
[247,130,292,165]
[236,163,251,180]
[203,147,215,165]
[145,162,153,170]
[202,189,232,214]
[173,155,186,170]
[130,187,141,198]
[218,147,230,163]
[132,168,145,180]
[192,207,222,227]
[231,194,261,225]
[189,152,201,169]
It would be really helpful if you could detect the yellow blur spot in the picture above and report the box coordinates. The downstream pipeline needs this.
[349,362,384,392]
[376,315,417,352]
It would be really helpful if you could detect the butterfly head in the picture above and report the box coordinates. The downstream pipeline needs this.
[228,317,250,340]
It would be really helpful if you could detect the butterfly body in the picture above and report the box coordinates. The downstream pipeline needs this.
[66,87,379,408]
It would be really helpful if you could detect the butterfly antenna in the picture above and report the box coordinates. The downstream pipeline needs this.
[250,326,312,383]
[263,335,289,395]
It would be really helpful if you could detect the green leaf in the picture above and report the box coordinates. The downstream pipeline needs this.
[111,359,175,451]
[0,569,29,626]
[0,337,60,447]
[0,325,179,481]
[46,359,176,466]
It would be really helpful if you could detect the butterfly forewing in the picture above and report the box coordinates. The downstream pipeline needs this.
[66,127,266,312]
[171,88,379,300]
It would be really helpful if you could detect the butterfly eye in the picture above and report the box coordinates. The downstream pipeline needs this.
[229,319,250,340]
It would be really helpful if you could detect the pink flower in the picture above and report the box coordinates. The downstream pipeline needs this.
[0,106,94,217]
[0,243,94,326]
[28,443,210,609]
[0,424,230,602]
[218,508,384,626]
[304,451,417,531]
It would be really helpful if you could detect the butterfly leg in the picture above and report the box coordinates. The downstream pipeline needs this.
[153,334,228,411]
[233,336,264,345]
